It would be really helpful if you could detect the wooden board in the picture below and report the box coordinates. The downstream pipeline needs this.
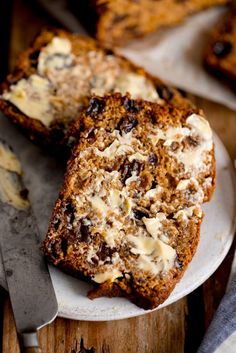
[1,1,236,352]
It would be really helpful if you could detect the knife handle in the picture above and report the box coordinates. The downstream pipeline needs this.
[20,332,42,353]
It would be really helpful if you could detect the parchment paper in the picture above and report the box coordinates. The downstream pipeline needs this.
[37,1,236,110]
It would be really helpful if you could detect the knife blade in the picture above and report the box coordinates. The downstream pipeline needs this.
[0,139,58,352]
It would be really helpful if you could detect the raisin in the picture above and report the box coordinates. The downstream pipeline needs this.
[20,188,29,200]
[122,160,142,183]
[87,97,105,117]
[96,243,115,262]
[104,48,114,56]
[176,258,183,270]
[156,84,174,101]
[29,50,40,61]
[212,41,232,58]
[80,218,91,243]
[61,238,68,256]
[118,116,138,133]
[148,153,158,165]
[133,208,149,220]
[64,201,75,223]
[123,97,140,113]
[53,219,61,231]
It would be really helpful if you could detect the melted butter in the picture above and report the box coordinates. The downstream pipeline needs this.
[0,142,29,210]
[144,186,163,199]
[2,75,53,126]
[0,143,22,174]
[93,269,123,283]
[150,126,190,146]
[0,168,29,210]
[89,195,108,217]
[142,214,166,238]
[174,206,202,222]
[128,152,148,162]
[115,72,159,102]
[128,234,176,274]
[95,131,134,159]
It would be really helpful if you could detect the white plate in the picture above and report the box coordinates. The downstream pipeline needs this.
[0,113,235,321]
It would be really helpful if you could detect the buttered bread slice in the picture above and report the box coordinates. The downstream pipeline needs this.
[0,29,190,149]
[43,94,215,309]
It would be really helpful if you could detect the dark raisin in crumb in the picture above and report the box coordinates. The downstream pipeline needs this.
[176,258,183,270]
[20,188,29,200]
[166,213,174,219]
[80,218,91,243]
[29,50,40,61]
[96,243,116,262]
[61,238,68,256]
[53,219,61,231]
[123,97,140,113]
[156,85,174,101]
[133,208,149,220]
[64,201,75,223]
[87,97,105,116]
[118,116,138,133]
[212,41,232,58]
[85,126,95,139]
[122,160,142,183]
[148,153,158,165]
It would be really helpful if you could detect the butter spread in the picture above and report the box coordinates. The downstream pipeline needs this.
[0,168,29,210]
[2,37,159,127]
[2,75,53,126]
[0,142,29,210]
[128,235,176,274]
[142,214,166,238]
[93,269,123,283]
[0,143,22,174]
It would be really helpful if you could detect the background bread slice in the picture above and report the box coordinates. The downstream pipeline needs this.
[0,29,191,150]
[71,0,229,46]
[204,7,236,88]
[43,93,215,309]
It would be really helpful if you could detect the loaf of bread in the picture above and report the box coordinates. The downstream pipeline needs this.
[204,6,236,87]
[43,93,215,309]
[0,29,190,149]
[72,0,228,46]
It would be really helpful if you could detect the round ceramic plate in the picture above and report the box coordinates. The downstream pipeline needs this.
[50,134,236,321]
[0,125,235,321]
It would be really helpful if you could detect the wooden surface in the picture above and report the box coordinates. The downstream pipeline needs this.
[1,1,236,352]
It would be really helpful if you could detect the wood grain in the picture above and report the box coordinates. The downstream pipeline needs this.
[3,298,187,353]
[1,1,236,353]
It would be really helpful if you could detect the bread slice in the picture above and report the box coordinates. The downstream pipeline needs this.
[43,93,215,309]
[204,7,236,87]
[71,0,228,46]
[0,29,190,149]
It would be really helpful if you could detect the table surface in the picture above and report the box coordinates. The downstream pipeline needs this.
[1,1,236,352]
